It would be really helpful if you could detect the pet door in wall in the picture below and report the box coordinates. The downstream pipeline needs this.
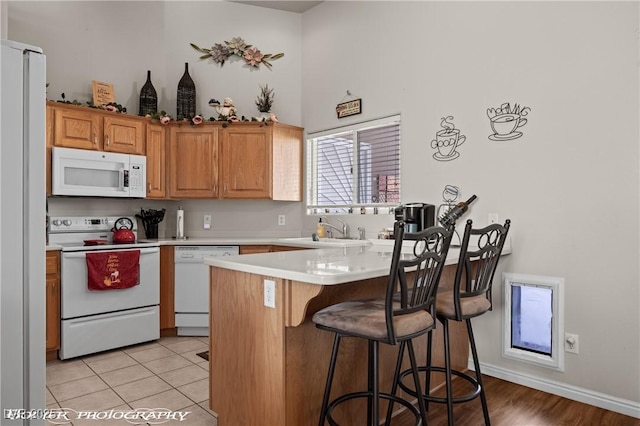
[503,273,565,371]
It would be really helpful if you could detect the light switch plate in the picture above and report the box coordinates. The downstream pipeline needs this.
[204,214,212,230]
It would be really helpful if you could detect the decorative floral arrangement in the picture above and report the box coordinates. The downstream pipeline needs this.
[255,84,275,113]
[191,37,284,69]
[57,93,127,113]
[147,110,204,126]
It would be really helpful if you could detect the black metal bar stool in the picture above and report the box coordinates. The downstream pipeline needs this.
[395,219,511,425]
[312,221,454,425]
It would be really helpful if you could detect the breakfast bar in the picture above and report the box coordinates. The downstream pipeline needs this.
[205,241,510,425]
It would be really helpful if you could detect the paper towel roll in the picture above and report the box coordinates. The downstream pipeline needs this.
[176,207,184,238]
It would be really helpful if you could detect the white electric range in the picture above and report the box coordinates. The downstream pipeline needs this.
[49,216,160,359]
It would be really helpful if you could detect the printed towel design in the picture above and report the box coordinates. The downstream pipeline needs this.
[86,250,140,291]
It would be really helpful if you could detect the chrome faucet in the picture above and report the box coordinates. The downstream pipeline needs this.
[321,217,350,239]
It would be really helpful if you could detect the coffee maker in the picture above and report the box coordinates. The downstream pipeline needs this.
[394,203,436,233]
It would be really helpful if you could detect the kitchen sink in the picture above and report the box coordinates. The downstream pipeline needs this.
[277,237,370,247]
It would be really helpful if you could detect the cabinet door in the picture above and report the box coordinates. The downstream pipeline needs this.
[159,246,175,331]
[168,126,219,198]
[145,124,166,199]
[45,277,60,352]
[45,251,60,354]
[103,116,145,155]
[46,105,54,196]
[53,107,102,150]
[220,126,271,199]
[239,245,272,255]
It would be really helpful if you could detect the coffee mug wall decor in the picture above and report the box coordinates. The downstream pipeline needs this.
[431,116,467,161]
[487,102,531,141]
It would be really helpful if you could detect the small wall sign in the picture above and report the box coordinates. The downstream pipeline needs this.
[91,80,115,106]
[336,98,362,119]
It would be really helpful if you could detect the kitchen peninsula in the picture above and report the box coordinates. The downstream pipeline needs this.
[204,241,511,425]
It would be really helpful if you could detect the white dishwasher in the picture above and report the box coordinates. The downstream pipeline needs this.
[174,245,239,336]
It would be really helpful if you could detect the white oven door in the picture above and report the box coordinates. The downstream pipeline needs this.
[61,246,159,319]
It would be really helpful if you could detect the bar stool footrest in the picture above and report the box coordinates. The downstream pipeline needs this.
[326,390,423,426]
[397,366,482,405]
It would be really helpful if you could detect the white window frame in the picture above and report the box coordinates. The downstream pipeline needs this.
[503,273,565,371]
[306,115,401,214]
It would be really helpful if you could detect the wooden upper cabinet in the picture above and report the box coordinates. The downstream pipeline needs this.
[145,124,166,199]
[168,125,219,199]
[53,105,102,150]
[220,123,303,201]
[271,124,303,201]
[220,125,272,199]
[49,102,145,154]
[46,105,54,196]
[103,116,145,155]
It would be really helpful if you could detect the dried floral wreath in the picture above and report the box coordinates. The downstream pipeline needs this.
[191,37,284,69]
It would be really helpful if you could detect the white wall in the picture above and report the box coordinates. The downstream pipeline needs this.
[302,1,640,407]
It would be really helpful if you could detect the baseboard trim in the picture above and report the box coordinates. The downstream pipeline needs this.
[473,361,640,419]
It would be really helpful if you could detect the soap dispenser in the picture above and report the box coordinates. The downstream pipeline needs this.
[316,218,326,238]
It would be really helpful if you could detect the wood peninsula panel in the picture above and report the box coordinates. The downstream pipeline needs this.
[209,262,468,426]
[210,269,286,426]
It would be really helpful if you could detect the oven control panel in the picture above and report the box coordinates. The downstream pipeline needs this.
[49,216,137,233]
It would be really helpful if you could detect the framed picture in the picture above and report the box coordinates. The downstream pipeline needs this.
[336,98,362,119]
[91,80,115,106]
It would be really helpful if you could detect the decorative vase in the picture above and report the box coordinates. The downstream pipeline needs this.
[139,70,158,116]
[176,62,196,120]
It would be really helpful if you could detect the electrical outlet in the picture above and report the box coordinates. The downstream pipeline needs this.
[488,213,499,225]
[264,279,276,308]
[565,333,579,354]
[203,214,212,230]
[278,215,286,226]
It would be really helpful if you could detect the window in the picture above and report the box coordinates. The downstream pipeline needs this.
[306,115,401,213]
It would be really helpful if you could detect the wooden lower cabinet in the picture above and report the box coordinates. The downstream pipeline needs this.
[159,246,176,336]
[239,245,272,255]
[45,251,60,361]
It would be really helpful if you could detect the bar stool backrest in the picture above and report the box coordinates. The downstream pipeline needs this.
[386,221,454,344]
[452,219,511,320]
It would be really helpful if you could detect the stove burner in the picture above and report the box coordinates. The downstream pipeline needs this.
[84,239,108,246]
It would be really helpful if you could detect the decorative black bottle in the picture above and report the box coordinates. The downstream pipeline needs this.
[176,62,196,120]
[139,70,158,116]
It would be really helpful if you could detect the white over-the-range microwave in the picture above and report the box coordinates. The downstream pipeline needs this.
[52,147,147,198]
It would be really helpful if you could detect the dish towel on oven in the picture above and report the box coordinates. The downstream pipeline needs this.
[86,250,141,290]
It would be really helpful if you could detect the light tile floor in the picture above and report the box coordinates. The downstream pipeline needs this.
[46,336,218,426]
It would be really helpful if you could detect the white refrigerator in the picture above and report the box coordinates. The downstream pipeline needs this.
[0,39,46,424]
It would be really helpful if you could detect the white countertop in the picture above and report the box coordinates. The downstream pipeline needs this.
[45,236,372,251]
[204,239,512,285]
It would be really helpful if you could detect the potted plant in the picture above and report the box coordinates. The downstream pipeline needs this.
[255,84,275,120]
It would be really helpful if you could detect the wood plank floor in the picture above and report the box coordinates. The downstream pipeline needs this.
[391,375,639,426]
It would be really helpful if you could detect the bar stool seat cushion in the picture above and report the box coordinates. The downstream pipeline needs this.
[313,299,434,340]
[436,291,491,319]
